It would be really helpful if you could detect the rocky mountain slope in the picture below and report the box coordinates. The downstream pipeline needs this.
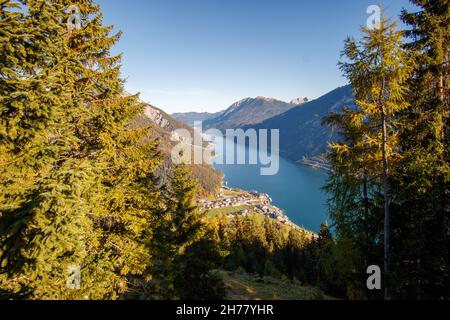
[130,98,223,197]
[166,86,354,169]
[202,96,308,130]
[247,85,355,164]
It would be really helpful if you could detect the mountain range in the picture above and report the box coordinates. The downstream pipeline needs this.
[171,111,224,127]
[201,96,309,131]
[172,86,354,167]
[247,85,354,166]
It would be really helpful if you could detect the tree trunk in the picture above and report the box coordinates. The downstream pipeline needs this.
[362,174,370,268]
[363,175,369,219]
[382,109,391,300]
[379,78,391,300]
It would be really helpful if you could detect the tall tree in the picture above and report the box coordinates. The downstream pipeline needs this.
[0,0,163,298]
[331,17,411,299]
[149,165,225,299]
[396,0,449,299]
[0,0,101,299]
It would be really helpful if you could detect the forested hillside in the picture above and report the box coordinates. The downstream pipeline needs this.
[131,102,223,198]
[0,0,321,301]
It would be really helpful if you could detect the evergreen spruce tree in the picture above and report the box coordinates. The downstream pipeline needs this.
[173,238,226,300]
[149,165,225,299]
[0,0,72,218]
[1,0,163,299]
[234,215,268,275]
[0,0,106,299]
[314,222,336,293]
[263,218,284,253]
[394,0,449,299]
[263,219,285,275]
[283,228,305,280]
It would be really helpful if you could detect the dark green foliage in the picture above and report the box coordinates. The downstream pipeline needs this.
[324,2,449,300]
[392,0,449,299]
[210,214,337,295]
[173,238,226,300]
[147,165,225,300]
[2,0,447,302]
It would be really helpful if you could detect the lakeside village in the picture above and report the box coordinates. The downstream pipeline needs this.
[198,186,318,238]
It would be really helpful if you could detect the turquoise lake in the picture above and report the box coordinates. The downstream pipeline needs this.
[210,135,330,232]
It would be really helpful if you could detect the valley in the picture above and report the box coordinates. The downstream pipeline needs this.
[173,85,354,167]
[172,87,352,232]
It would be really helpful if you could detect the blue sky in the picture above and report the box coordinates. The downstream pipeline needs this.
[96,0,417,114]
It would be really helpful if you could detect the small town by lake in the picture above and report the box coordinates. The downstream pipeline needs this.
[211,135,330,233]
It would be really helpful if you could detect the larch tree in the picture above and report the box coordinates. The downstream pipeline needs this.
[333,17,411,299]
[325,103,382,267]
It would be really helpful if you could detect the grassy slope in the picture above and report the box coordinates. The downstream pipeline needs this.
[221,271,334,300]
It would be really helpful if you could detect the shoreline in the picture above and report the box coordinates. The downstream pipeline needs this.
[200,185,318,238]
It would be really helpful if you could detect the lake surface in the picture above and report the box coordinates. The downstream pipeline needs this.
[210,135,329,232]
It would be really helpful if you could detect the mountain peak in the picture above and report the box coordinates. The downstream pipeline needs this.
[290,97,309,105]
[202,96,296,130]
[255,96,280,103]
